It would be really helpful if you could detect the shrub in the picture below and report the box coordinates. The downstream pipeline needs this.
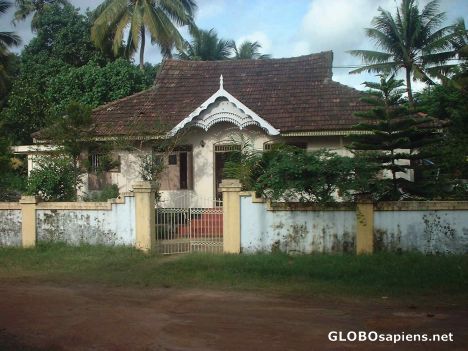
[26,156,78,201]
[84,184,119,202]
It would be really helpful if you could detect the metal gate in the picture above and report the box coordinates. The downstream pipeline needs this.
[155,194,223,254]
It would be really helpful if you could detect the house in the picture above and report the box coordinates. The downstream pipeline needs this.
[17,51,369,206]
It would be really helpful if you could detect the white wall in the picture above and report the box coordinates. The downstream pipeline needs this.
[0,209,22,247]
[36,195,136,245]
[240,194,356,253]
[374,210,468,254]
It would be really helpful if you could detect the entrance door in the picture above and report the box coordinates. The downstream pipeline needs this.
[214,144,241,200]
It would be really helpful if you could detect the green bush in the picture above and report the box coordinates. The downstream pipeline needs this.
[26,156,78,201]
[84,184,119,202]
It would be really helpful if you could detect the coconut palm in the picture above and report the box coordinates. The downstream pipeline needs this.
[348,0,465,107]
[13,0,70,31]
[91,0,197,70]
[178,28,233,61]
[1,1,21,97]
[231,40,270,59]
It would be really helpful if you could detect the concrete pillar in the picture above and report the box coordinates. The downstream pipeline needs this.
[220,179,242,254]
[356,201,374,254]
[19,196,39,248]
[133,181,157,252]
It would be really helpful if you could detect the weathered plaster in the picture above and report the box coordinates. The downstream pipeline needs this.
[374,210,468,254]
[36,195,135,246]
[0,209,22,247]
[240,195,356,254]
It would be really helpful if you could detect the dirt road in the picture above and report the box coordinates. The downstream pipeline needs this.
[0,282,466,350]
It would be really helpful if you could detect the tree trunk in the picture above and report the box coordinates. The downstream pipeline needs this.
[405,67,414,109]
[139,26,145,71]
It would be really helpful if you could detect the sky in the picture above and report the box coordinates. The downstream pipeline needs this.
[2,0,467,90]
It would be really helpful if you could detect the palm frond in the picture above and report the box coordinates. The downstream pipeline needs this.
[348,49,393,63]
[91,0,128,50]
[349,61,399,75]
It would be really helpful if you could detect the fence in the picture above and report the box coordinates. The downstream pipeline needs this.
[236,189,468,254]
[1,179,467,254]
[0,194,136,247]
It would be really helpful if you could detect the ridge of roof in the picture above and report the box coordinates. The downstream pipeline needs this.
[162,51,333,65]
[92,88,155,113]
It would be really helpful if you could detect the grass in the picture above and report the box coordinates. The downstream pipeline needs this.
[0,243,467,300]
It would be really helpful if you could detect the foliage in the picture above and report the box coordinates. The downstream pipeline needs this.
[339,151,391,201]
[178,28,233,61]
[42,102,93,162]
[0,3,156,145]
[223,136,261,192]
[0,1,21,99]
[348,0,466,106]
[138,153,165,182]
[0,135,26,201]
[347,75,441,200]
[26,155,78,201]
[91,0,197,69]
[247,145,358,203]
[231,40,270,59]
[416,83,468,199]
[45,59,156,117]
[83,184,119,202]
[22,3,102,67]
[13,0,70,31]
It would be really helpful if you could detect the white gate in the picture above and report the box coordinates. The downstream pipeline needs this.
[155,193,223,254]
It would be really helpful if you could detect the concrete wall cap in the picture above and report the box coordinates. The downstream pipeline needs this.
[219,179,242,191]
[19,196,40,204]
[132,181,158,192]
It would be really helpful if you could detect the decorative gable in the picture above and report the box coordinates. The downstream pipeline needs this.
[169,76,280,136]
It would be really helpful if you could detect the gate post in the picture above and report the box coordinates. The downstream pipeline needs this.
[220,179,242,254]
[19,195,39,248]
[133,181,157,252]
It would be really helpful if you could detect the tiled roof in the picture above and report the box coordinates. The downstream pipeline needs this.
[91,51,368,137]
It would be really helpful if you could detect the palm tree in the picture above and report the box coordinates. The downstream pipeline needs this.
[348,0,464,107]
[178,28,232,61]
[1,1,21,97]
[231,40,270,59]
[91,0,197,70]
[13,0,69,31]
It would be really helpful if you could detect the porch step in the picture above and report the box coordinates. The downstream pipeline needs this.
[177,213,223,237]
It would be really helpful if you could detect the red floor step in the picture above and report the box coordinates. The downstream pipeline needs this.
[178,213,223,238]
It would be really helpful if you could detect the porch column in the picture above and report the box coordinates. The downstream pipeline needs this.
[133,181,157,252]
[220,179,242,254]
[356,200,374,254]
[19,196,39,248]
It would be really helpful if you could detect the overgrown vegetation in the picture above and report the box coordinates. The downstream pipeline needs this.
[0,3,157,145]
[348,75,441,200]
[0,244,466,299]
[26,156,77,201]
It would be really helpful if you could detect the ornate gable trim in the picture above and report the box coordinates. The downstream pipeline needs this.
[169,75,280,136]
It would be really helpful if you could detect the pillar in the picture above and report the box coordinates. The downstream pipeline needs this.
[19,196,39,248]
[220,179,242,254]
[356,201,374,254]
[133,181,157,252]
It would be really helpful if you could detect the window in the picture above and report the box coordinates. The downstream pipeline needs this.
[155,145,193,190]
[89,153,101,173]
[168,154,177,165]
[88,153,120,173]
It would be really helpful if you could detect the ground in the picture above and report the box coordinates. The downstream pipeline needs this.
[1,281,467,351]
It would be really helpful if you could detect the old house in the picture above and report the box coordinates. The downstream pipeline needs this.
[17,51,369,206]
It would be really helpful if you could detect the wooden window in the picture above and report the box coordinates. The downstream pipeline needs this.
[156,145,193,190]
